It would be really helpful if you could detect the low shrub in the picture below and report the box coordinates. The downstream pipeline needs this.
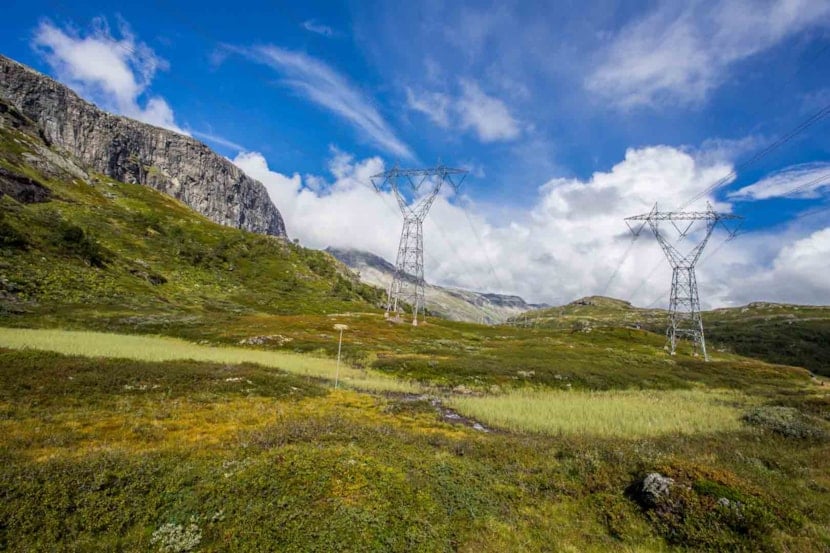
[0,217,26,249]
[742,405,828,440]
[53,222,109,267]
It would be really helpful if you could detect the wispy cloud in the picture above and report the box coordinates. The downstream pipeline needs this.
[190,130,246,152]
[237,45,414,160]
[730,162,830,200]
[302,19,336,38]
[405,87,450,127]
[587,0,830,108]
[31,17,185,133]
[406,80,521,142]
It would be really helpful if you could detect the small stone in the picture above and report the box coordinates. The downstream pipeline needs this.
[638,472,675,507]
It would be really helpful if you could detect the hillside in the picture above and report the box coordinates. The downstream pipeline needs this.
[0,96,384,322]
[515,296,830,376]
[327,247,547,324]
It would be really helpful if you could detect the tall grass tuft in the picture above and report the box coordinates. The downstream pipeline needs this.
[0,327,417,393]
[449,388,745,438]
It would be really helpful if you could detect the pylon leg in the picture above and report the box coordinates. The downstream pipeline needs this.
[387,217,425,325]
[667,266,707,360]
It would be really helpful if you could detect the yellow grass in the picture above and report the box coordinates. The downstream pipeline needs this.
[0,327,418,393]
[1,390,464,461]
[449,388,746,438]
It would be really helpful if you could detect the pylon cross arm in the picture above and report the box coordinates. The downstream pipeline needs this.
[370,165,469,325]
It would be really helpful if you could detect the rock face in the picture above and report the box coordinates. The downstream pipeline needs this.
[0,55,286,237]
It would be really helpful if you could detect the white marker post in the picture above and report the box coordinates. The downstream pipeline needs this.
[333,324,348,389]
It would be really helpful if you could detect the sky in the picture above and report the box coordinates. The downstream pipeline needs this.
[1,0,829,308]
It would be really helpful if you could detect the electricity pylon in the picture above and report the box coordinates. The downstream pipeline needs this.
[626,203,742,360]
[371,164,467,325]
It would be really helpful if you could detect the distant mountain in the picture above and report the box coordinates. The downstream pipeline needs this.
[327,247,547,324]
[0,54,286,237]
[516,296,830,376]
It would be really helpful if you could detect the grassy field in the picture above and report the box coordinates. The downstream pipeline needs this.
[2,345,829,551]
[0,327,416,393]
[449,388,747,438]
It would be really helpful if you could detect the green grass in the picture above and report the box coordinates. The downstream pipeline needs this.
[0,327,417,393]
[516,296,830,376]
[449,388,746,438]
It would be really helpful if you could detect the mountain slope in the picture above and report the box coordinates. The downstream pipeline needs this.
[0,54,285,237]
[516,296,830,376]
[0,97,383,322]
[327,247,546,323]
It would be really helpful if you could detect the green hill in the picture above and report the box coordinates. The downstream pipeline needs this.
[0,99,384,327]
[514,296,830,377]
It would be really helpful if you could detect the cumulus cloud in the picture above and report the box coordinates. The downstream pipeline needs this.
[233,46,415,160]
[232,144,830,307]
[407,80,521,142]
[730,162,830,200]
[32,17,185,133]
[587,0,830,108]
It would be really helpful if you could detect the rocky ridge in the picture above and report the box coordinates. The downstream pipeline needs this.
[0,54,285,237]
[327,247,547,324]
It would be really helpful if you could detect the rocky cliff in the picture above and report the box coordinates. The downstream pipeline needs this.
[0,55,286,237]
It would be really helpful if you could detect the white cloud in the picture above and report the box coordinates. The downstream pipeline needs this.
[191,130,246,152]
[405,88,450,128]
[237,46,415,160]
[233,149,402,256]
[302,20,336,37]
[232,144,830,307]
[406,80,521,142]
[587,0,830,108]
[704,223,830,306]
[32,17,184,133]
[730,162,830,200]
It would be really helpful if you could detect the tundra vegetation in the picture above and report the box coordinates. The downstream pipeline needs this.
[0,103,829,551]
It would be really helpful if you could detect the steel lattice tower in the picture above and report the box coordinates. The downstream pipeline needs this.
[626,204,742,360]
[371,165,467,325]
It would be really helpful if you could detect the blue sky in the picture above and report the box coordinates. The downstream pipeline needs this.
[1,0,829,306]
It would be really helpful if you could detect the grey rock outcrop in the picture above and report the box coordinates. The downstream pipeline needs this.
[0,55,286,237]
[638,473,675,507]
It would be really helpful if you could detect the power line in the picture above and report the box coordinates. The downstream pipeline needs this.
[460,200,506,292]
[699,171,830,266]
[676,101,830,211]
[600,232,640,296]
